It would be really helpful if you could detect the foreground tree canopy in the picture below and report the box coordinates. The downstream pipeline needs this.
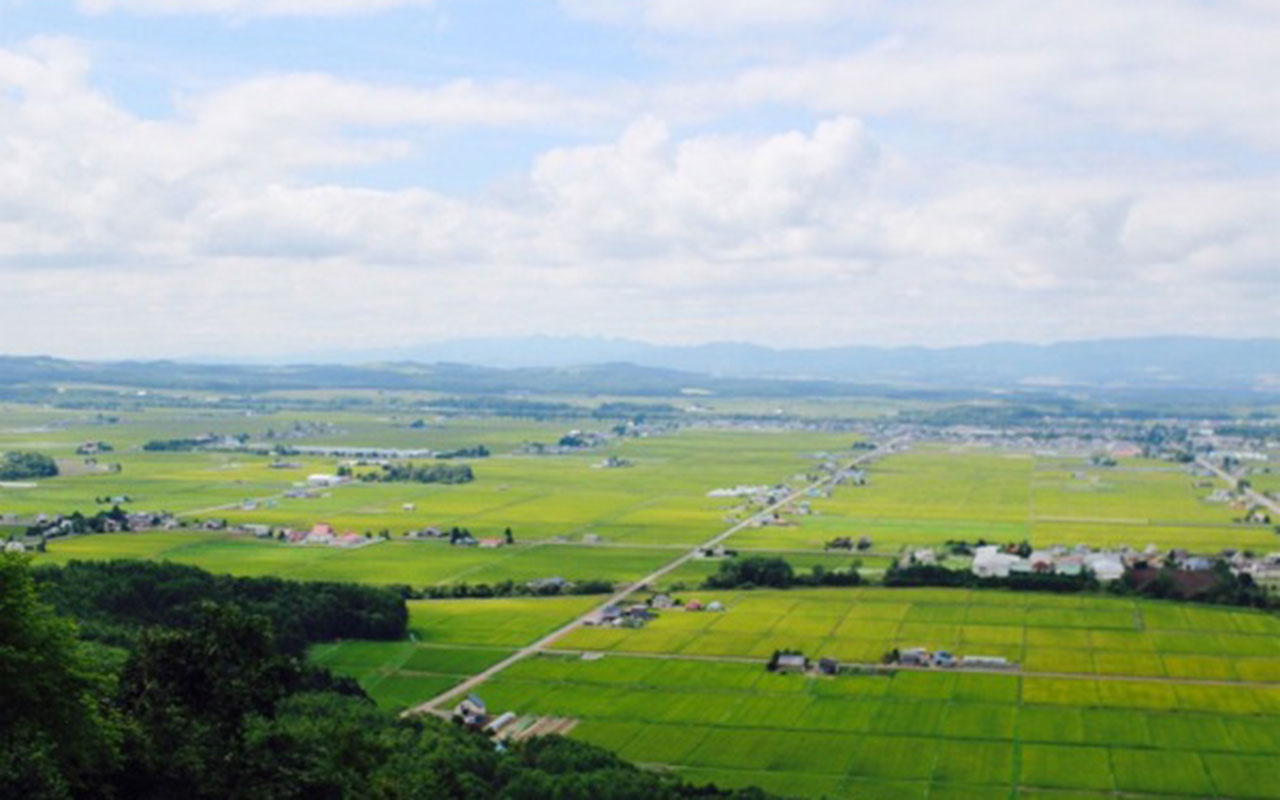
[0,554,771,799]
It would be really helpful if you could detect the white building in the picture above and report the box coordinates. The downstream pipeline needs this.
[971,546,1024,578]
[1083,553,1125,582]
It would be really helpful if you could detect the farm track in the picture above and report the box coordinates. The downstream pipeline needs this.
[177,490,290,517]
[404,437,909,717]
[1197,456,1280,519]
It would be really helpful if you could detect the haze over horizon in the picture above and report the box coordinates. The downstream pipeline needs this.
[1,1,1277,359]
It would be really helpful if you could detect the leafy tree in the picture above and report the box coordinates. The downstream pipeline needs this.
[0,451,58,480]
[705,556,794,589]
[0,554,120,799]
[113,603,301,799]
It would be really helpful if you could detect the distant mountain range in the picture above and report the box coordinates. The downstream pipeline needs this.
[2,337,1278,397]
[269,336,1280,392]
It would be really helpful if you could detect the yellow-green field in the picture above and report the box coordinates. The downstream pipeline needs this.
[728,445,1278,553]
[8,402,1280,799]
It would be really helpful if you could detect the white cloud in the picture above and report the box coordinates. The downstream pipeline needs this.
[78,0,437,19]
[583,1,1280,150]
[0,18,1278,357]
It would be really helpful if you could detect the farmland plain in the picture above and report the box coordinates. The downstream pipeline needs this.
[7,402,1280,799]
[728,445,1278,553]
[468,644,1280,799]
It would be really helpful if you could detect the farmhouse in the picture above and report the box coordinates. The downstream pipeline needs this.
[972,546,1023,578]
[774,654,807,673]
[899,647,931,666]
[1083,553,1125,581]
[306,523,335,545]
[528,577,567,592]
[455,694,488,727]
[306,474,346,487]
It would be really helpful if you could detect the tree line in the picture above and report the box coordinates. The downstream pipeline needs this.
[33,560,408,656]
[0,451,58,480]
[347,462,475,484]
[396,578,616,600]
[884,561,1278,609]
[703,556,862,590]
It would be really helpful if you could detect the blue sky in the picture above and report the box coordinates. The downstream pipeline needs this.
[0,0,1277,359]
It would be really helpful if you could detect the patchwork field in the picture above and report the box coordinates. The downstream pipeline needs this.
[8,403,1280,799]
[39,532,681,586]
[309,596,598,706]
[465,647,1280,799]
[3,404,853,547]
[729,445,1279,553]
[558,588,1280,682]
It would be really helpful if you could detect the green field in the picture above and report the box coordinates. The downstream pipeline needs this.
[8,402,1280,799]
[463,641,1280,799]
[41,532,682,585]
[557,587,1280,682]
[727,445,1279,553]
[308,596,599,707]
[3,404,852,548]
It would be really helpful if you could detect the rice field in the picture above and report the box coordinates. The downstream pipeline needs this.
[728,444,1279,553]
[558,588,1280,683]
[308,596,599,707]
[9,404,1280,798]
[5,404,855,551]
[466,648,1280,799]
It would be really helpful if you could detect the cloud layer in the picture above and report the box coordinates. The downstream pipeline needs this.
[0,1,1277,358]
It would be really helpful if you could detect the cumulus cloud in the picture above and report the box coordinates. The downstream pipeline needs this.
[0,4,1278,357]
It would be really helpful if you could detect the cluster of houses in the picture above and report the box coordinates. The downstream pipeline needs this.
[277,523,378,549]
[586,603,657,628]
[958,542,1280,591]
[770,648,1014,676]
[584,594,726,628]
[406,527,506,548]
[895,647,1015,670]
[968,545,1127,582]
[2,510,179,541]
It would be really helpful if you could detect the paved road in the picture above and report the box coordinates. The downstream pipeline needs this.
[404,438,905,717]
[1196,456,1280,518]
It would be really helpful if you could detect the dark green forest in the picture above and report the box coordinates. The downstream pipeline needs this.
[1,555,770,800]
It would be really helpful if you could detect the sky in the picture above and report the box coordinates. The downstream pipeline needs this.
[0,0,1277,360]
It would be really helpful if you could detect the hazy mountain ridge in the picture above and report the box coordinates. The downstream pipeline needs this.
[2,337,1278,398]
[267,336,1280,391]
